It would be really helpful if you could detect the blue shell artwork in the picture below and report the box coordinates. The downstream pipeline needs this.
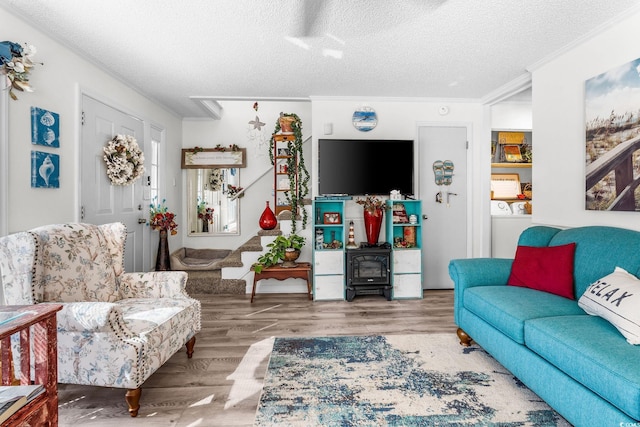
[31,106,60,148]
[352,107,378,132]
[31,150,60,188]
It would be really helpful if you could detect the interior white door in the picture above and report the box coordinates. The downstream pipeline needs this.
[81,95,146,272]
[419,125,468,289]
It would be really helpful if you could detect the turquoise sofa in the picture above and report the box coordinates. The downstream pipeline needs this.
[449,225,640,426]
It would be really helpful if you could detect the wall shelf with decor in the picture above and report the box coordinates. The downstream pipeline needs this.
[490,130,532,205]
[273,134,298,215]
[385,199,423,299]
[491,130,532,257]
[491,162,531,169]
[312,199,347,300]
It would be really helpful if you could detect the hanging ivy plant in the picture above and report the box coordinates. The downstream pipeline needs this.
[269,113,310,232]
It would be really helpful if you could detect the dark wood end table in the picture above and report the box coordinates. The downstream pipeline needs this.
[251,262,313,303]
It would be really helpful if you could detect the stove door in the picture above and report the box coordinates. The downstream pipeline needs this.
[348,254,390,286]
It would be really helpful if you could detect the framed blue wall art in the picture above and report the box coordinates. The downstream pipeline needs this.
[31,106,60,147]
[31,150,60,188]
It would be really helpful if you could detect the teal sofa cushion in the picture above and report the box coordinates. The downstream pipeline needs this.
[464,286,585,344]
[549,226,640,297]
[525,315,640,420]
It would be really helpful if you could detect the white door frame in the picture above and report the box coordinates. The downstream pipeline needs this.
[415,121,474,259]
[0,79,8,236]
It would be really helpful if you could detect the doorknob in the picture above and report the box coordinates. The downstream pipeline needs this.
[138,218,147,224]
[422,215,428,220]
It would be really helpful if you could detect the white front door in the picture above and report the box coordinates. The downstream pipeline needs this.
[419,125,468,289]
[81,95,146,272]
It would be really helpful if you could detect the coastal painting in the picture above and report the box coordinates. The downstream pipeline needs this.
[352,107,378,132]
[31,150,59,188]
[585,57,640,211]
[31,106,60,147]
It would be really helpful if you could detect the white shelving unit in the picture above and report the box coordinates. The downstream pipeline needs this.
[386,199,423,299]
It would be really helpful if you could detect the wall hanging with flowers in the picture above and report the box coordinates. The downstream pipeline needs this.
[0,41,40,100]
[103,134,145,185]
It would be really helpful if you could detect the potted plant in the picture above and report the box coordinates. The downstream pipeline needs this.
[269,113,310,232]
[254,233,306,273]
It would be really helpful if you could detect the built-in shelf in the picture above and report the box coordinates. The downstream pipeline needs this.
[491,162,532,168]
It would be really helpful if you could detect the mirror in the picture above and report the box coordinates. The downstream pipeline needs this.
[187,168,240,235]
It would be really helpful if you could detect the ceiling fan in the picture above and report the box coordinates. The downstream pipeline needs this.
[290,0,447,39]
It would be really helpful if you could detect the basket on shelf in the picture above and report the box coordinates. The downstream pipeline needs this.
[524,201,532,214]
[522,183,532,200]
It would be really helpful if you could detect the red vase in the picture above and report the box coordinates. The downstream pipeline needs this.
[363,208,384,245]
[259,201,277,230]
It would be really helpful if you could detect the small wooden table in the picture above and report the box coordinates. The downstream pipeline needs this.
[251,262,313,303]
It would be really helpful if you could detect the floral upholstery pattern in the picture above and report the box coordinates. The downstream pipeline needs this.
[0,222,200,390]
[0,231,37,305]
[30,223,119,303]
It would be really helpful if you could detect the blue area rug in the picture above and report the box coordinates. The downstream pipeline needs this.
[254,334,569,426]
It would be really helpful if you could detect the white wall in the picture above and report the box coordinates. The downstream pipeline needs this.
[181,101,312,250]
[2,7,183,258]
[310,98,489,257]
[531,9,640,230]
[491,101,532,130]
[182,98,491,257]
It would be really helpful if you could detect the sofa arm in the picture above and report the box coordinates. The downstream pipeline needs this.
[55,302,137,338]
[118,271,189,299]
[448,258,513,325]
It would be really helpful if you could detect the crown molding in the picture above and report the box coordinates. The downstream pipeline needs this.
[309,95,481,103]
[481,74,532,106]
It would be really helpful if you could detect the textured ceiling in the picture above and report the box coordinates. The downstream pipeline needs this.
[1,0,638,118]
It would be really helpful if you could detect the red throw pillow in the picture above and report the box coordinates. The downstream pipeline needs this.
[507,243,576,299]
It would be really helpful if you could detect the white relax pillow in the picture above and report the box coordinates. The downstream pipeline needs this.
[578,267,640,345]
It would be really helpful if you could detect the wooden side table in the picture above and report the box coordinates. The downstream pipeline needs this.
[0,304,62,427]
[251,262,313,303]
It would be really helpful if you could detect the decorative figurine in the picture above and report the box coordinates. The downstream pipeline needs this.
[346,221,358,249]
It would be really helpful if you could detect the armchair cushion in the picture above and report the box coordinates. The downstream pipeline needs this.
[55,301,125,333]
[119,271,189,299]
[30,223,119,303]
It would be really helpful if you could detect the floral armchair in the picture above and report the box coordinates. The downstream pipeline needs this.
[0,222,201,417]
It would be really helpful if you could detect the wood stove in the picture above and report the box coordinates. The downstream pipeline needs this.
[345,243,392,301]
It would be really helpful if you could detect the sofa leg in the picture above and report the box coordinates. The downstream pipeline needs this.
[186,336,196,358]
[125,387,142,417]
[457,328,473,347]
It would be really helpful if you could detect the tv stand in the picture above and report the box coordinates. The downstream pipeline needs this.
[311,198,423,301]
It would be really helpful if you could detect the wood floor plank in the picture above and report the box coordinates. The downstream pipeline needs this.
[58,290,455,426]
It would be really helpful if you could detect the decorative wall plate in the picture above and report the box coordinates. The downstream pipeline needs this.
[352,107,377,132]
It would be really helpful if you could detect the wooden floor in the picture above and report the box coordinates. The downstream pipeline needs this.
[57,290,456,426]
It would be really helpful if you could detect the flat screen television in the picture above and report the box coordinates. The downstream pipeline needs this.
[318,139,414,196]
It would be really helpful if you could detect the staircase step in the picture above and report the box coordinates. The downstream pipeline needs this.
[185,270,246,295]
[186,227,286,295]
[217,235,263,268]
